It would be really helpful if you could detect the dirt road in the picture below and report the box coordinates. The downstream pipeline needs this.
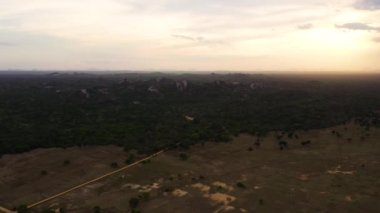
[27,149,165,209]
[0,206,13,213]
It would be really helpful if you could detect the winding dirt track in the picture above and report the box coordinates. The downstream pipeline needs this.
[0,206,13,213]
[26,149,165,209]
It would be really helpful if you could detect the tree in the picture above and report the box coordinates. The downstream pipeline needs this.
[93,206,101,213]
[16,205,29,213]
[236,182,246,189]
[63,159,71,166]
[179,153,189,161]
[129,197,140,209]
[110,162,118,168]
[125,154,135,164]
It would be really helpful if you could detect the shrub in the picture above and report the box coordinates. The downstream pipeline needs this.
[129,197,140,209]
[142,159,151,164]
[42,208,55,213]
[110,162,118,168]
[93,206,101,213]
[125,154,135,164]
[259,199,264,205]
[16,205,29,213]
[179,153,189,161]
[63,160,70,166]
[139,192,150,201]
[236,182,246,189]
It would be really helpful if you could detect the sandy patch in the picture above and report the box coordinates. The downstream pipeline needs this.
[297,174,309,181]
[327,170,355,175]
[123,183,141,190]
[85,183,104,189]
[172,189,188,197]
[139,182,161,193]
[345,195,353,202]
[192,183,211,193]
[212,181,234,191]
[223,206,235,211]
[327,166,356,175]
[213,205,236,213]
[206,192,236,205]
[123,182,161,192]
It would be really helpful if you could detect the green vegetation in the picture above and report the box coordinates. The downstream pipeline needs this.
[236,182,246,189]
[93,206,101,213]
[142,159,152,164]
[41,208,55,213]
[138,192,150,201]
[129,197,140,209]
[63,159,71,166]
[0,73,379,156]
[179,153,189,161]
[125,154,135,164]
[16,205,29,213]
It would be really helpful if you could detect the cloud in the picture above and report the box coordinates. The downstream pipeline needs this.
[172,34,226,47]
[172,34,204,42]
[1,0,379,71]
[354,0,380,10]
[335,23,380,32]
[0,42,15,46]
[297,23,314,30]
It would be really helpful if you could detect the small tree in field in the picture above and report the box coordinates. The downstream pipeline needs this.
[129,197,140,209]
[16,205,29,213]
[63,159,70,166]
[93,206,101,213]
[125,154,135,164]
[179,153,189,161]
[110,162,118,168]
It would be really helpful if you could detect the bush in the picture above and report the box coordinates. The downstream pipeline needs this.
[93,206,101,213]
[125,154,135,165]
[139,192,150,201]
[63,160,70,166]
[129,197,140,209]
[42,208,55,213]
[259,199,264,205]
[16,205,29,213]
[142,159,151,164]
[179,153,189,161]
[236,182,246,189]
[110,162,118,168]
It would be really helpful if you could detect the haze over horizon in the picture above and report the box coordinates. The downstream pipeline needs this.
[0,0,379,72]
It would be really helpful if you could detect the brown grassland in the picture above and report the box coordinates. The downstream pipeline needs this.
[1,123,379,212]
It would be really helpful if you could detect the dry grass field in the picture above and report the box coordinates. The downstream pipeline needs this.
[1,123,379,213]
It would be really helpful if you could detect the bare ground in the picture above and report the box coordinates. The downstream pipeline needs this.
[1,123,379,212]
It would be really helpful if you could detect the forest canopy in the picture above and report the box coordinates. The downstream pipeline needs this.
[0,72,379,156]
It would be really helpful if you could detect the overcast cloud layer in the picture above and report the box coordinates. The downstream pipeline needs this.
[0,0,379,72]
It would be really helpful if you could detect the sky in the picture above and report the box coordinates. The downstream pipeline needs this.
[0,0,379,72]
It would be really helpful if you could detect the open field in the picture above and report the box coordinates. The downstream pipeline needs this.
[1,123,380,212]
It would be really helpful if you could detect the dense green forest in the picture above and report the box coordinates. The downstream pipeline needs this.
[0,72,380,156]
